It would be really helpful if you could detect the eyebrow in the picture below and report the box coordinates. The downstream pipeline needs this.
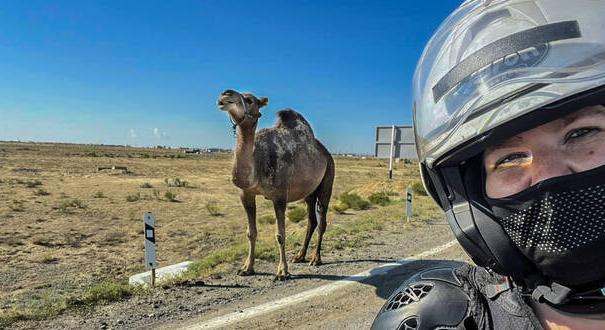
[562,107,605,126]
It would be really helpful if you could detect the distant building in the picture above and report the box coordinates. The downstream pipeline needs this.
[374,126,417,160]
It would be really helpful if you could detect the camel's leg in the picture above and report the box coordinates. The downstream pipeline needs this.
[238,191,257,276]
[292,195,318,263]
[310,157,335,266]
[273,198,291,281]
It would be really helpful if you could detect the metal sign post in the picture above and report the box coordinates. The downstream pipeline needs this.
[388,125,396,179]
[406,187,413,222]
[144,212,157,286]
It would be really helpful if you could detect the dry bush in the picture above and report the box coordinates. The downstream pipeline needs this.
[257,214,275,225]
[164,178,188,188]
[368,192,390,206]
[34,188,50,196]
[287,207,307,223]
[331,201,349,214]
[56,199,87,213]
[164,191,178,202]
[338,192,370,210]
[206,201,223,216]
[411,181,428,196]
[126,192,141,202]
[24,180,43,188]
[140,182,153,188]
[93,191,105,198]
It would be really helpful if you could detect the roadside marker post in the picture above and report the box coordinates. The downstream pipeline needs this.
[388,125,396,179]
[406,187,413,222]
[144,212,157,286]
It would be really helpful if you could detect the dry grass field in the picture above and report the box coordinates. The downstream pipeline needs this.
[0,141,440,326]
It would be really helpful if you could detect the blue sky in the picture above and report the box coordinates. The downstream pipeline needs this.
[0,0,461,154]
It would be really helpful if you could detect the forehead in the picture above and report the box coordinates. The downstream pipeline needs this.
[486,105,605,150]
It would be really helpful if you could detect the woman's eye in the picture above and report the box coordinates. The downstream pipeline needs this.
[494,152,528,168]
[564,127,600,143]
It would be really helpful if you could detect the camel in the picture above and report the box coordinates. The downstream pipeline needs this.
[217,89,335,280]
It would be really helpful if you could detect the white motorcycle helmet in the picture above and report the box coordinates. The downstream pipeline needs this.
[414,0,605,310]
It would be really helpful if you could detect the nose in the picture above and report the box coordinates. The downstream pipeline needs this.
[222,90,236,96]
[529,151,574,186]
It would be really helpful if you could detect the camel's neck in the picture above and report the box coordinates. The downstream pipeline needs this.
[232,125,257,189]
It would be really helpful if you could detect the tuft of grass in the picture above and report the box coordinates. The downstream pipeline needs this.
[368,192,390,206]
[140,182,153,188]
[338,192,371,210]
[34,188,50,196]
[152,189,161,200]
[34,253,59,264]
[257,214,275,225]
[287,206,307,223]
[165,178,188,188]
[32,235,54,247]
[56,199,87,213]
[126,192,141,202]
[93,191,105,198]
[411,181,428,196]
[331,201,349,214]
[164,191,178,202]
[68,281,133,305]
[24,180,43,188]
[9,200,25,212]
[206,201,222,216]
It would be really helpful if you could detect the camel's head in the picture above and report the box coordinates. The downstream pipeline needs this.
[217,90,268,128]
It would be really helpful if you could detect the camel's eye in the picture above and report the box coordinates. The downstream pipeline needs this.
[245,97,253,104]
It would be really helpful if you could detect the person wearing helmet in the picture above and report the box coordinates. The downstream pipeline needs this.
[372,0,605,329]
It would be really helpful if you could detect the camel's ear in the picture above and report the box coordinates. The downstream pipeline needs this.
[258,97,269,108]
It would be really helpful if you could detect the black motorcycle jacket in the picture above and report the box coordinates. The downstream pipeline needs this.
[371,262,543,329]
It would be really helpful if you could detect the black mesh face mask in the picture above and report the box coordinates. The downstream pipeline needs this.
[485,164,605,291]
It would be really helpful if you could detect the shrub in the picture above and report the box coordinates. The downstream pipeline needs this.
[126,193,141,202]
[287,206,307,223]
[206,201,222,216]
[57,199,87,212]
[164,191,178,202]
[140,182,153,188]
[9,201,25,212]
[338,192,371,210]
[164,178,188,188]
[34,188,50,196]
[411,181,428,196]
[258,214,275,225]
[331,201,349,214]
[24,180,42,188]
[368,192,390,206]
[93,191,105,198]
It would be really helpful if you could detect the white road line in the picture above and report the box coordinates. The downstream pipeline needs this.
[183,239,458,329]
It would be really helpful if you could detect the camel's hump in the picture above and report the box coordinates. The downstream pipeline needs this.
[274,109,314,136]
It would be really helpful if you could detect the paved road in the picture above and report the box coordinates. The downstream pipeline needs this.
[167,242,469,330]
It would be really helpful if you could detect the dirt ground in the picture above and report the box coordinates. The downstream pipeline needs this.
[0,141,446,328]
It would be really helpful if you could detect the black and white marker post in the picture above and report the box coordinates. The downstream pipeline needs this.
[388,125,396,179]
[144,212,157,286]
[406,186,413,223]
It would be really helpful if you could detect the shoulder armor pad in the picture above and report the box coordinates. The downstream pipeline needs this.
[371,266,471,330]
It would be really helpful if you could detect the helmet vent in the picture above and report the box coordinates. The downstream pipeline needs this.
[385,283,433,311]
[398,317,418,330]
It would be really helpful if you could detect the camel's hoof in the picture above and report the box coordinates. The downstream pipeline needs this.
[291,255,306,263]
[309,257,322,266]
[273,273,291,281]
[237,269,255,276]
